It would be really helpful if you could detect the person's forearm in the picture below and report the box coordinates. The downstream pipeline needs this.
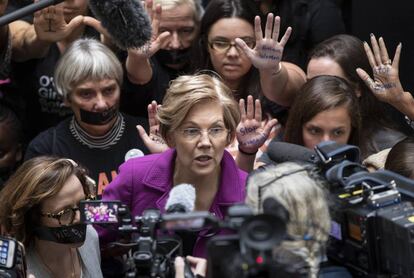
[390,91,414,120]
[126,51,153,85]
[260,62,306,107]
[9,21,51,61]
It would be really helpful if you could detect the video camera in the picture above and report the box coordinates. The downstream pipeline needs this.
[311,141,414,277]
[0,236,27,278]
[80,200,190,278]
[80,199,292,278]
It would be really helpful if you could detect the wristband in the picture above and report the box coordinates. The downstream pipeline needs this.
[238,146,258,156]
[272,63,283,76]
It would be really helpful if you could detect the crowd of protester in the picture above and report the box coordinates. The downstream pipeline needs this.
[1,0,414,277]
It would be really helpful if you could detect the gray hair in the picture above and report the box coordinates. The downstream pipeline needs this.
[246,162,331,278]
[153,0,204,22]
[54,38,123,100]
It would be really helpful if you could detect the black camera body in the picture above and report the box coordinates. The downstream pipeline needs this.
[0,236,27,278]
[80,201,193,278]
[313,141,414,277]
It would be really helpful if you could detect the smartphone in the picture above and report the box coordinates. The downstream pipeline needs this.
[80,200,121,224]
[0,238,15,269]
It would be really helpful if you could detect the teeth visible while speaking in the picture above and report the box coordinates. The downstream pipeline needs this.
[197,156,210,161]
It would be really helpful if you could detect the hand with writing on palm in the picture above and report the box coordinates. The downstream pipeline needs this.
[235,13,291,73]
[137,101,168,154]
[236,96,278,154]
[356,34,404,104]
[34,1,83,42]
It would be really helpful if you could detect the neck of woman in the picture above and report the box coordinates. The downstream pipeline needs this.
[173,166,221,211]
[225,79,240,93]
[35,239,81,277]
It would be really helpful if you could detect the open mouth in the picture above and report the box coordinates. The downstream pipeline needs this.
[195,155,212,162]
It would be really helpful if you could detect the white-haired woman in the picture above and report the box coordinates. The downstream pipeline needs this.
[25,38,149,196]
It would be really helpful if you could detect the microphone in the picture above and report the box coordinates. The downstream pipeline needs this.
[0,0,65,26]
[266,141,318,164]
[165,184,196,213]
[88,0,152,50]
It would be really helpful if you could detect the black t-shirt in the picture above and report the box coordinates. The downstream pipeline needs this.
[24,114,149,196]
[120,57,188,118]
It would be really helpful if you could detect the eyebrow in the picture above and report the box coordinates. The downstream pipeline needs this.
[181,120,225,126]
[211,36,254,41]
[76,82,117,93]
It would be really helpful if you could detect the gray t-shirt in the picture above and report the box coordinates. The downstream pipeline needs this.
[27,225,103,278]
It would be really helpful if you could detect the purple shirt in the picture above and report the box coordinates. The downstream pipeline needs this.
[99,148,247,257]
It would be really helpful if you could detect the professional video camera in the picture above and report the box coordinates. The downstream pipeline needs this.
[310,141,414,277]
[80,200,192,278]
[81,197,295,278]
[0,236,27,278]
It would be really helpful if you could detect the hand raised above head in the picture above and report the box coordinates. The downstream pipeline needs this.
[356,34,404,105]
[128,0,171,58]
[235,13,291,73]
[34,1,83,42]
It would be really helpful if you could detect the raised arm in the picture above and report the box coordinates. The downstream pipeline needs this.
[235,13,306,107]
[10,2,83,61]
[356,34,414,121]
[125,0,170,85]
[235,95,277,172]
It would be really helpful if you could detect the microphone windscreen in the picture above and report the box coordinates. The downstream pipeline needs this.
[165,184,196,213]
[267,141,317,164]
[88,0,152,50]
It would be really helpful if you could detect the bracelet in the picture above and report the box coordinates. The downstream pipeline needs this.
[238,146,258,156]
[272,63,283,76]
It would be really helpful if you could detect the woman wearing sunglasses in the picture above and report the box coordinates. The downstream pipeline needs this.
[0,156,102,278]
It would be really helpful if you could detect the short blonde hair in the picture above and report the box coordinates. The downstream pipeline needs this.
[153,0,204,22]
[246,162,331,277]
[158,73,240,142]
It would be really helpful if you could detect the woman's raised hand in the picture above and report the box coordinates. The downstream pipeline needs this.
[235,13,291,73]
[137,101,169,154]
[33,1,83,42]
[236,95,278,154]
[356,34,404,105]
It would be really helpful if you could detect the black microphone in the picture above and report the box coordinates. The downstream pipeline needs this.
[88,0,152,50]
[165,184,196,213]
[0,0,65,26]
[266,141,318,164]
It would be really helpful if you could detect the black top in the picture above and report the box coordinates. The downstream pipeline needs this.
[120,57,189,118]
[24,113,149,196]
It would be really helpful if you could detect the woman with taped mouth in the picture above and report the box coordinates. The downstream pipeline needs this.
[0,157,102,278]
[24,38,149,196]
[100,73,247,258]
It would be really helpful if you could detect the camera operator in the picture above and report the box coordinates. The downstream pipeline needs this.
[0,156,102,278]
[245,161,351,278]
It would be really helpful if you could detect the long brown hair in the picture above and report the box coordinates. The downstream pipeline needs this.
[284,75,361,147]
[0,156,94,246]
